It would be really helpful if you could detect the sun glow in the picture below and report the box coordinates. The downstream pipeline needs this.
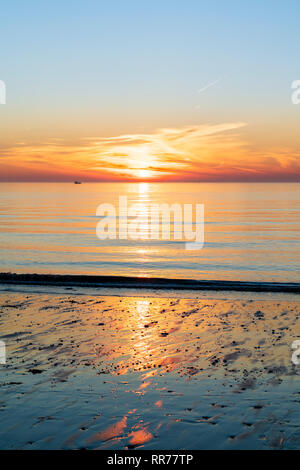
[138,169,151,179]
[4,122,300,182]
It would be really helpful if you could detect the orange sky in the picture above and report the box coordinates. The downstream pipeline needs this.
[1,122,300,182]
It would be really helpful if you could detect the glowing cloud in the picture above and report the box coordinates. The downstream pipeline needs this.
[1,122,300,181]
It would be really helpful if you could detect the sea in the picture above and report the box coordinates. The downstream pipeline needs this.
[0,182,299,282]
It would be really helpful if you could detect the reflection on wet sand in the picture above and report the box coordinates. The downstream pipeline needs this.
[0,291,300,449]
[87,415,128,445]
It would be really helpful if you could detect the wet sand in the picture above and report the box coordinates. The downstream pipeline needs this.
[0,291,300,449]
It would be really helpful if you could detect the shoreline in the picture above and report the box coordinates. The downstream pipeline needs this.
[1,272,300,293]
[1,290,299,449]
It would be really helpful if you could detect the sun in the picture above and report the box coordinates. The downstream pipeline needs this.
[138,169,150,178]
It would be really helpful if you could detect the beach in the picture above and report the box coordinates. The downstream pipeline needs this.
[1,287,299,450]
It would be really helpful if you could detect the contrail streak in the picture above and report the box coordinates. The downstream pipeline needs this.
[197,77,222,94]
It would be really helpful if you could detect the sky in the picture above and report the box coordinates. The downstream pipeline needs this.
[0,0,300,182]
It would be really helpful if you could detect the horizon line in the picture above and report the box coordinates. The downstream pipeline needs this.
[1,179,300,184]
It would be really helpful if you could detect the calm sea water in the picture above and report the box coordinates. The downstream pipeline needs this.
[0,182,299,282]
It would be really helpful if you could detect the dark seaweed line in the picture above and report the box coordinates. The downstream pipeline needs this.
[0,272,300,293]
